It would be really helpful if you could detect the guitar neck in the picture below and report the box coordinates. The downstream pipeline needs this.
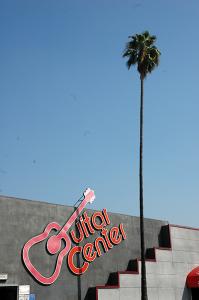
[59,196,88,235]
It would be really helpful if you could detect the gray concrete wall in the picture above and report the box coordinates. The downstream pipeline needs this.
[0,195,168,300]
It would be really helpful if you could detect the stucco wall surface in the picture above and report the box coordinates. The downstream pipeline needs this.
[0,195,167,300]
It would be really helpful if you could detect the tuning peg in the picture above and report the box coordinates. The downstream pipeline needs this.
[84,188,91,196]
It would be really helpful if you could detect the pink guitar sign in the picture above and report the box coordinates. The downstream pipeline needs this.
[22,188,95,285]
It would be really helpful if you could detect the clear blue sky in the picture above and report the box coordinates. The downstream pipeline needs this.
[0,0,199,227]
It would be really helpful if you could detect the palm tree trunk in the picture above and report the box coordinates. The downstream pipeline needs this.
[139,76,148,300]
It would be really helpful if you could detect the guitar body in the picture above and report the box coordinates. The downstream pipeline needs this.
[23,222,71,285]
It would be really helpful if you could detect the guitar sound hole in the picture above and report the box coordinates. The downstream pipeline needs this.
[47,235,62,254]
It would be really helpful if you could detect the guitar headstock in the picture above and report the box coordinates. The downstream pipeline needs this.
[83,188,95,204]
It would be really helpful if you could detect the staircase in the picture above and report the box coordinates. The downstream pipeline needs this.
[96,224,199,300]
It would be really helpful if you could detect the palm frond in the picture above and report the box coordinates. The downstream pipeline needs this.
[126,55,138,69]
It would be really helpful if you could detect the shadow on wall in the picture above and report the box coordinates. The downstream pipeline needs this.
[84,287,96,300]
[182,285,192,300]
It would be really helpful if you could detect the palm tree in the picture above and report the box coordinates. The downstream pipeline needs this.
[123,31,161,300]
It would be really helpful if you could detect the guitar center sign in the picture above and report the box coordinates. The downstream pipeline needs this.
[22,188,127,285]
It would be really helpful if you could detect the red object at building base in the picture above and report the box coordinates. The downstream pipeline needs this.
[187,266,199,288]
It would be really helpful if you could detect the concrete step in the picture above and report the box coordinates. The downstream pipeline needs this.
[96,225,199,300]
